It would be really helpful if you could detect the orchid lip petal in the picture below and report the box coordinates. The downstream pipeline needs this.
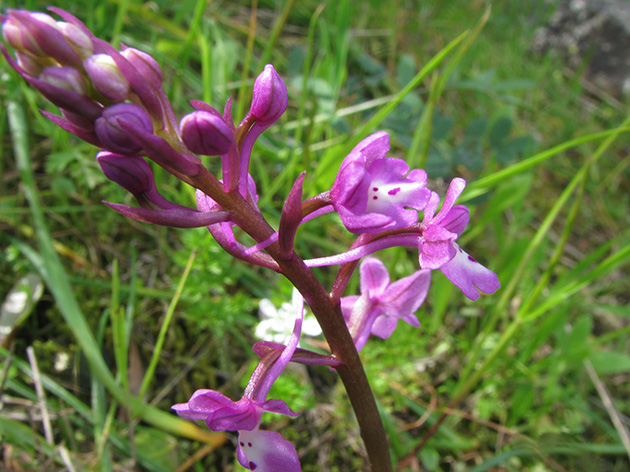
[439,244,500,300]
[237,428,301,472]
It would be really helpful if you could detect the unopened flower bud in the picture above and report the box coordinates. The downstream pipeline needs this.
[249,64,288,125]
[15,51,47,76]
[97,151,155,195]
[84,53,130,102]
[2,11,58,56]
[180,111,234,156]
[121,47,162,89]
[61,109,96,132]
[57,21,93,59]
[95,103,153,155]
[39,66,88,95]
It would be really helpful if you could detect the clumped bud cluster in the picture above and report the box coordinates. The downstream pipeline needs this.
[3,8,499,472]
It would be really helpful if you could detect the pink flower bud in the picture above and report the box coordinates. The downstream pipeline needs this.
[39,66,88,95]
[84,53,130,102]
[15,51,46,76]
[249,64,288,125]
[121,47,162,90]
[180,111,234,156]
[95,103,153,155]
[97,152,155,195]
[2,11,58,56]
[57,21,93,59]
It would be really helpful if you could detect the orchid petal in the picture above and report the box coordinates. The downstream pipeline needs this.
[359,257,390,296]
[433,177,466,225]
[440,204,470,235]
[237,428,301,472]
[383,269,431,316]
[439,244,500,300]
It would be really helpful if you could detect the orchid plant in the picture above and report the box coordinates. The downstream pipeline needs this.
[2,8,499,471]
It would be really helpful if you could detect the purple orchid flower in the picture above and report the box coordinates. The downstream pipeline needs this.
[340,257,431,352]
[419,178,500,300]
[330,131,431,233]
[173,290,305,471]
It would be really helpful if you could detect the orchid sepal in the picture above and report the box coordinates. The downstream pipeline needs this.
[104,202,232,228]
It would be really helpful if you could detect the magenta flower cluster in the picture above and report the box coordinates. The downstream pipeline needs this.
[2,8,499,471]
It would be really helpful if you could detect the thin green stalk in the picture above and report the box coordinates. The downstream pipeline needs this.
[139,251,196,399]
[275,3,326,196]
[110,0,130,46]
[111,260,128,390]
[408,71,439,169]
[199,27,213,105]
[259,0,297,68]
[462,126,630,203]
[350,31,467,152]
[411,6,490,169]
[522,241,630,322]
[178,0,209,67]
[236,0,258,122]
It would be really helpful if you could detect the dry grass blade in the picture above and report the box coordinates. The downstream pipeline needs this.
[584,359,630,460]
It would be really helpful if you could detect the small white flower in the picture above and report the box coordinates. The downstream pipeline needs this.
[256,291,322,345]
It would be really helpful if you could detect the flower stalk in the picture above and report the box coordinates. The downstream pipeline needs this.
[2,8,499,471]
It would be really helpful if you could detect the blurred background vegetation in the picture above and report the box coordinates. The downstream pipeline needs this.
[1,0,629,471]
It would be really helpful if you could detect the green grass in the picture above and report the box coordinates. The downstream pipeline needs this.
[1,0,629,471]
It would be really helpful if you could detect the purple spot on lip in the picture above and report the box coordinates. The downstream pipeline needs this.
[373,196,378,200]
[372,187,379,191]
[240,442,245,447]
[249,462,257,470]
[248,442,252,447]
[468,255,477,263]
[388,187,401,195]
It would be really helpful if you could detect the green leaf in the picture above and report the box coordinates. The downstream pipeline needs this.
[495,135,536,164]
[397,54,417,88]
[488,116,513,147]
[425,147,452,178]
[45,150,78,173]
[509,381,535,424]
[465,117,488,140]
[588,351,630,374]
[419,447,440,471]
[452,141,483,171]
[135,427,179,470]
[432,113,454,141]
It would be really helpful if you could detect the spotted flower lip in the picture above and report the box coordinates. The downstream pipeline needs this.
[330,131,431,233]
